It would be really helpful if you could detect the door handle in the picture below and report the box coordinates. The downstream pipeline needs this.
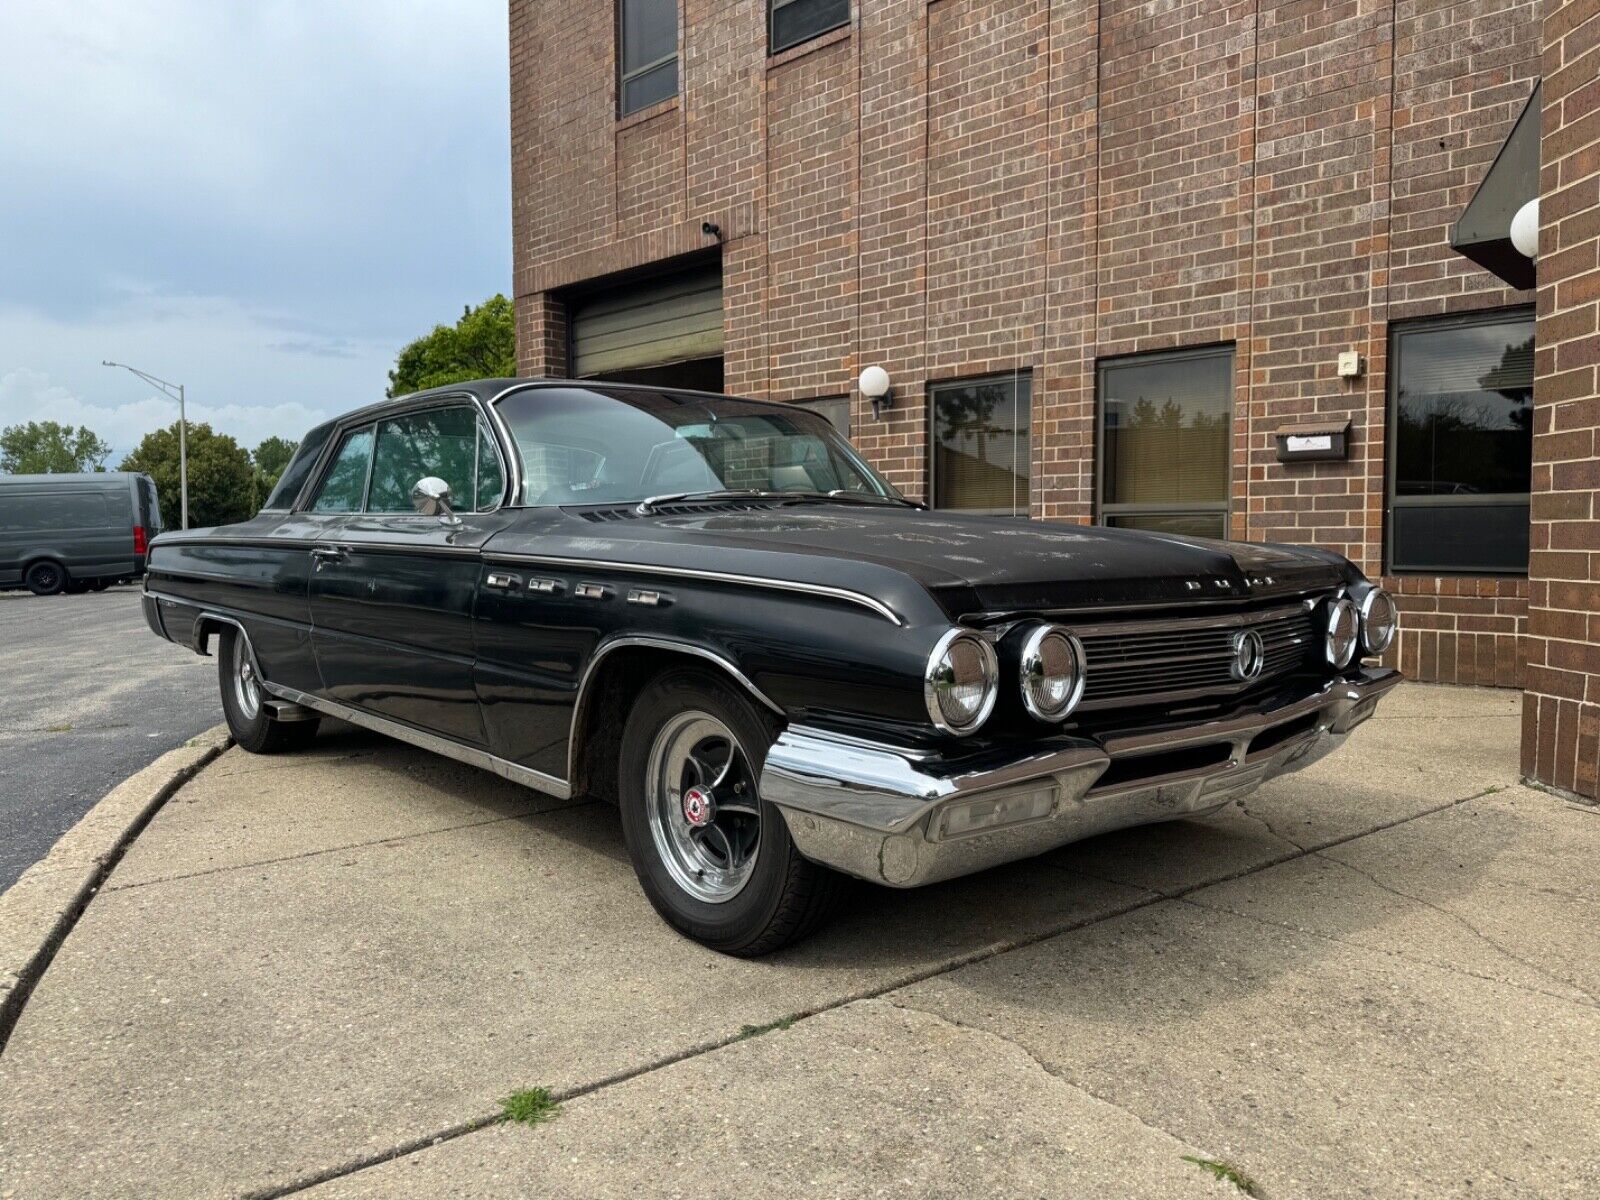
[311,545,348,567]
[484,571,522,590]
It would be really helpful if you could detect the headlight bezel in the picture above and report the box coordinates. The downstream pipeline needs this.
[1018,624,1087,723]
[1358,587,1397,656]
[1325,596,1360,669]
[923,629,999,736]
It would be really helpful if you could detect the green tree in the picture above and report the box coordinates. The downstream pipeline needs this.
[387,294,516,398]
[0,420,114,474]
[120,422,256,528]
[252,435,299,501]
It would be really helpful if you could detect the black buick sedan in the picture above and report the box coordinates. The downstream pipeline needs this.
[142,379,1401,954]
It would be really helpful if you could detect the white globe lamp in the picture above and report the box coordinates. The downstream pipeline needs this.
[1510,198,1539,261]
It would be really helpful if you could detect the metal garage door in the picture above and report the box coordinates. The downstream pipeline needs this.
[570,265,723,379]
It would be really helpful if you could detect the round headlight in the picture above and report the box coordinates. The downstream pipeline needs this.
[1020,625,1086,722]
[1325,597,1360,668]
[1359,588,1397,655]
[924,630,998,736]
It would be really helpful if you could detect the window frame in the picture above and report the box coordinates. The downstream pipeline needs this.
[617,0,679,118]
[306,423,378,515]
[1384,305,1535,577]
[769,0,851,56]
[927,370,1034,518]
[1095,343,1235,540]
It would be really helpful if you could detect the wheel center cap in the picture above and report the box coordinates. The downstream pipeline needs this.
[682,786,715,828]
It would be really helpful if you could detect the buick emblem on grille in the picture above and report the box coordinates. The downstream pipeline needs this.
[1230,629,1266,681]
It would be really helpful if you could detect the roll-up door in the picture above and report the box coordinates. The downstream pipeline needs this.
[570,265,723,379]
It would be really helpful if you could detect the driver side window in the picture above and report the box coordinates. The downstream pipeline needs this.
[367,406,504,513]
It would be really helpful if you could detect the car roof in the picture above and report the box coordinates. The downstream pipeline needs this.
[339,378,797,427]
[0,472,144,484]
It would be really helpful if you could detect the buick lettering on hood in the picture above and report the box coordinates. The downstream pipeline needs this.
[142,380,1401,955]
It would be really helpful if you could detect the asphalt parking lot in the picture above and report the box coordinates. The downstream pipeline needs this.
[3,680,1597,1198]
[0,586,216,891]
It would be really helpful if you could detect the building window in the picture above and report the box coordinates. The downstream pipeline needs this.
[800,396,850,439]
[1098,346,1232,539]
[769,0,850,55]
[618,0,677,116]
[1388,308,1533,574]
[931,373,1031,516]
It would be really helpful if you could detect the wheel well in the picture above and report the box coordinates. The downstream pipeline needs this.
[570,646,780,803]
[22,555,66,577]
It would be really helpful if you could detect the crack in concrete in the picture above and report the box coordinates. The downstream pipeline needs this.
[102,801,594,893]
[1234,799,1307,851]
[1309,848,1600,1008]
[1174,894,1600,1012]
[248,780,1526,1197]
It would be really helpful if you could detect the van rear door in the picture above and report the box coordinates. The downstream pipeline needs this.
[134,475,162,567]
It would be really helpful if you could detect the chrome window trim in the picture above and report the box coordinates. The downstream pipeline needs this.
[484,552,905,625]
[1019,624,1087,723]
[923,628,999,737]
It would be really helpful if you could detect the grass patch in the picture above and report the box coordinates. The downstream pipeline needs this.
[735,1016,796,1041]
[1181,1156,1259,1196]
[499,1087,561,1127]
[44,724,73,733]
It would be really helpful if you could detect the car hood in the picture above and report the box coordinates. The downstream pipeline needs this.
[489,504,1350,617]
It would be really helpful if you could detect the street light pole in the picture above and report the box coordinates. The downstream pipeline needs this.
[102,361,189,530]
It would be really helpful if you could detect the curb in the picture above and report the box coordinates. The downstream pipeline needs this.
[0,723,231,1050]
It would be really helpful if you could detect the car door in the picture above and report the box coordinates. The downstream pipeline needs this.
[307,401,513,747]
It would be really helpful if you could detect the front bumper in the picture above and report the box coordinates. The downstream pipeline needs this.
[762,668,1402,887]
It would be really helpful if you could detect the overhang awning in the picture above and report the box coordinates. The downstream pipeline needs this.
[1450,82,1540,290]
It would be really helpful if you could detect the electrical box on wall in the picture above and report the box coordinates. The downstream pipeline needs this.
[1337,350,1365,378]
[1275,420,1351,463]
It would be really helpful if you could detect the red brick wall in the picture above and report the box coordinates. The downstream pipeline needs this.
[1524,0,1600,799]
[509,0,1553,688]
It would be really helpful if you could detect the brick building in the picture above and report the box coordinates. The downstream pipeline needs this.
[508,0,1600,799]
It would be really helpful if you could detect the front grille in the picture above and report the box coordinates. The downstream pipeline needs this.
[1074,603,1321,711]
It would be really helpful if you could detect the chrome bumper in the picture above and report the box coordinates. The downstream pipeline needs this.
[762,668,1402,887]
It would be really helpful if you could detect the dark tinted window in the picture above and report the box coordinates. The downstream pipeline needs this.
[770,0,850,54]
[138,476,163,533]
[1389,309,1533,573]
[263,423,334,511]
[309,427,374,513]
[1099,347,1232,540]
[0,490,109,531]
[619,0,677,115]
[931,373,1031,516]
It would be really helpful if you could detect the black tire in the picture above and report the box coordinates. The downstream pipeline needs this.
[217,626,320,754]
[617,668,843,956]
[24,560,66,596]
[64,579,89,595]
[90,580,111,592]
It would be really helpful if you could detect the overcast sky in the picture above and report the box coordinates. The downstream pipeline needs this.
[0,1,511,461]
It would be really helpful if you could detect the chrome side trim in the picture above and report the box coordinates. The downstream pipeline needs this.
[484,552,905,625]
[152,535,483,558]
[260,679,572,800]
[565,634,785,793]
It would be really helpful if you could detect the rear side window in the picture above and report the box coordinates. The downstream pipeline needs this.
[138,476,163,533]
[309,427,375,513]
[0,490,109,530]
[263,423,335,512]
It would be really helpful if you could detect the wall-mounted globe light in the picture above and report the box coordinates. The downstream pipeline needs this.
[1510,198,1539,261]
[859,365,893,419]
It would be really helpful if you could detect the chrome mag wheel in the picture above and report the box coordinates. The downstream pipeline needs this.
[645,710,763,903]
[232,633,263,722]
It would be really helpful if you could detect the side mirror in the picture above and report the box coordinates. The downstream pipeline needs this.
[411,476,460,524]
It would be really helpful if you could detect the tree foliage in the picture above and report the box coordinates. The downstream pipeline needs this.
[252,435,299,498]
[120,422,256,529]
[0,420,114,474]
[387,294,516,398]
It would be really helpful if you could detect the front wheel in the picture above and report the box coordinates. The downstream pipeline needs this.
[617,669,842,956]
[217,626,319,753]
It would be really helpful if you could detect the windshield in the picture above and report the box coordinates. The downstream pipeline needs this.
[494,386,903,507]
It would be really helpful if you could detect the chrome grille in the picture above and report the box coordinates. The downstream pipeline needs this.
[1074,604,1320,710]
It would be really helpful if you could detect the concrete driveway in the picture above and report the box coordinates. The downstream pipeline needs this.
[1,683,1596,1198]
[0,586,216,892]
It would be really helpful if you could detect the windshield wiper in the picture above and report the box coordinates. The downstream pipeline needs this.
[634,489,780,515]
[777,491,921,509]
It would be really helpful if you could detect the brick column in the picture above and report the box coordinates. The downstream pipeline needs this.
[515,292,567,377]
[1523,0,1600,799]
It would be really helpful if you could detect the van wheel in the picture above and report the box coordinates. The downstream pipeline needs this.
[24,561,66,596]
[217,626,320,754]
[617,668,842,956]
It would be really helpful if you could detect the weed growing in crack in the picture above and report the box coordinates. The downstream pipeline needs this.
[735,1016,796,1040]
[500,1087,561,1127]
[1182,1155,1259,1195]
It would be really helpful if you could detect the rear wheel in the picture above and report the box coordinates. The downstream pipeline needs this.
[24,560,65,596]
[618,668,842,956]
[217,626,320,753]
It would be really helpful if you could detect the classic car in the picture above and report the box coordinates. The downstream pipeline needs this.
[142,379,1401,955]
